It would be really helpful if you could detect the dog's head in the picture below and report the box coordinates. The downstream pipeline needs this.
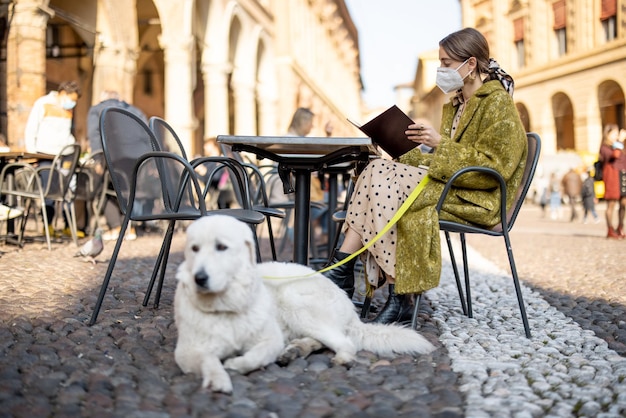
[176,215,258,312]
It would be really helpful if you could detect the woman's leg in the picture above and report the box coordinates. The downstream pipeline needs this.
[618,196,626,236]
[606,199,618,237]
[336,226,362,254]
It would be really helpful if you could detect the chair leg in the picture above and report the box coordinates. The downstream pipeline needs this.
[253,227,262,263]
[153,223,176,309]
[265,216,278,260]
[143,220,175,307]
[410,293,423,330]
[63,201,78,246]
[503,232,532,338]
[41,203,52,251]
[360,295,372,319]
[460,233,472,318]
[89,217,130,325]
[445,231,468,316]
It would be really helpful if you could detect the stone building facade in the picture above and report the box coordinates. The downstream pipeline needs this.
[0,0,362,156]
[411,0,626,164]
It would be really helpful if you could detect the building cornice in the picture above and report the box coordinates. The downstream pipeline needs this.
[515,39,626,87]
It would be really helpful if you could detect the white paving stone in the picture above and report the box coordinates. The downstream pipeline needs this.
[427,239,626,417]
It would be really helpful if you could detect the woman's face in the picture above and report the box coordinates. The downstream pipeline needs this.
[438,47,473,79]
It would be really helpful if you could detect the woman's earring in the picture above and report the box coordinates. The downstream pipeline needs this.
[468,70,476,81]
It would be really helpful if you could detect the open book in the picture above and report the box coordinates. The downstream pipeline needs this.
[348,105,418,158]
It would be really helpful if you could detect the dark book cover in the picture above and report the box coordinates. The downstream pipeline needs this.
[349,105,418,158]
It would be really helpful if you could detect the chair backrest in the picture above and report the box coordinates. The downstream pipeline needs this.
[101,107,207,219]
[196,156,257,211]
[44,143,81,201]
[99,106,160,217]
[75,150,106,201]
[498,132,542,232]
[149,116,188,160]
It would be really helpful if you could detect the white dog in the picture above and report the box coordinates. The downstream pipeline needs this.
[174,215,435,393]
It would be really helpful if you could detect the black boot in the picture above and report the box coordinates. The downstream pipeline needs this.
[323,250,356,298]
[369,284,413,324]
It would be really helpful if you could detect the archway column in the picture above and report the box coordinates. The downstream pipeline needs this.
[5,0,51,147]
[232,78,256,135]
[159,33,196,155]
[202,62,230,138]
[256,81,277,135]
[92,46,138,105]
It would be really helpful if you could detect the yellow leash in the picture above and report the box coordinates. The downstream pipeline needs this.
[263,175,431,279]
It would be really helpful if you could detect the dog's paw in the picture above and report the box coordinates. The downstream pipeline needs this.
[202,374,233,394]
[277,337,323,366]
[224,356,255,374]
[201,364,233,393]
[276,345,301,366]
[331,351,356,368]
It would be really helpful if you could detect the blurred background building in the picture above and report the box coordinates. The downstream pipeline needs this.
[0,0,363,156]
[412,0,626,176]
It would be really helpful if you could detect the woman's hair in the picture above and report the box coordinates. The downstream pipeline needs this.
[288,107,314,135]
[603,123,619,144]
[58,80,81,97]
[440,27,514,95]
[440,28,490,74]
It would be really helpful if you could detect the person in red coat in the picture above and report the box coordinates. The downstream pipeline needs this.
[599,124,625,238]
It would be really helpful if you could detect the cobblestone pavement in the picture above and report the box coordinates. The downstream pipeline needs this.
[466,204,626,356]
[0,202,624,417]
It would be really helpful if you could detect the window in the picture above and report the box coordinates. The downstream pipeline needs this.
[513,17,525,68]
[515,40,526,68]
[553,1,567,56]
[143,70,153,96]
[556,28,567,56]
[601,0,617,42]
[603,17,617,41]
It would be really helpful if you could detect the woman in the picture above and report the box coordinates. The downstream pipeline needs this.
[599,124,625,239]
[324,27,527,324]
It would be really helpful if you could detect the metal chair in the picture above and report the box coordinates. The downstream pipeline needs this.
[358,133,540,337]
[148,116,280,259]
[74,150,106,236]
[89,107,264,325]
[426,132,542,338]
[0,143,81,250]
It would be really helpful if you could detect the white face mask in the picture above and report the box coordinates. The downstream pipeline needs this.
[61,99,77,110]
[436,59,469,94]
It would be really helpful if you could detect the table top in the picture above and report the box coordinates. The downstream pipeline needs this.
[0,150,56,161]
[217,135,379,156]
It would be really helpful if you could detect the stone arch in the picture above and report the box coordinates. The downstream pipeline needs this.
[551,92,575,151]
[227,15,243,134]
[515,102,531,133]
[134,0,162,118]
[255,30,277,135]
[597,79,625,129]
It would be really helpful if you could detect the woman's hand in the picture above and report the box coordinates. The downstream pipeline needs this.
[406,120,442,149]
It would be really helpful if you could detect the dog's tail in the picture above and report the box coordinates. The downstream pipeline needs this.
[348,320,436,356]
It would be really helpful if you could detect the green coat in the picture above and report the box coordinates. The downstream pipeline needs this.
[395,80,527,294]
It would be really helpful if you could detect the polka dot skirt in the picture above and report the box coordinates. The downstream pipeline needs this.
[343,159,428,287]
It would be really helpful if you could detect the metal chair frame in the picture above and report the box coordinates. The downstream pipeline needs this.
[0,143,81,250]
[89,108,263,325]
[423,132,542,338]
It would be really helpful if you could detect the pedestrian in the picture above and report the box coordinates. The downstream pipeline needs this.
[598,123,624,238]
[24,80,82,237]
[87,90,147,241]
[323,27,527,323]
[561,167,582,221]
[581,168,599,223]
[267,107,328,244]
[549,172,562,220]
